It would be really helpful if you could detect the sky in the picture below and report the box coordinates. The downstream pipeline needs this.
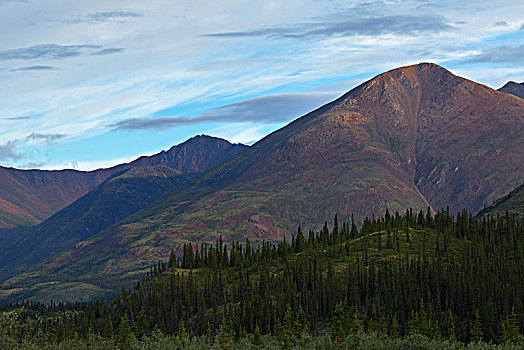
[0,0,523,171]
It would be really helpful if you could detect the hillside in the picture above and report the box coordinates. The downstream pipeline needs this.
[0,166,193,280]
[0,166,113,228]
[0,135,247,228]
[1,209,523,346]
[477,182,524,218]
[498,81,524,99]
[3,62,523,302]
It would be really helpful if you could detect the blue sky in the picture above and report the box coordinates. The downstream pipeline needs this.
[0,0,523,170]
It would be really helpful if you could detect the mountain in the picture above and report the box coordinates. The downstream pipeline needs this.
[477,182,524,218]
[498,81,524,99]
[0,167,113,228]
[0,135,247,228]
[122,134,248,173]
[96,62,524,238]
[0,166,193,277]
[2,63,523,302]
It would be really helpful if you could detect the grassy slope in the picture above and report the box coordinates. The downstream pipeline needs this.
[0,166,192,283]
[477,183,524,218]
[0,223,456,302]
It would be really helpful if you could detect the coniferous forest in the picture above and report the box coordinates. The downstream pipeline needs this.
[1,208,523,349]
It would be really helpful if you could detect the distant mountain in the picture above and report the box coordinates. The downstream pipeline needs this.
[477,183,524,218]
[0,166,193,277]
[122,134,248,173]
[498,81,524,99]
[0,167,113,228]
[5,63,523,302]
[0,135,247,228]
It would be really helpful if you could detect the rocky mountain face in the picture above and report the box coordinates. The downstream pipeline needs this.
[498,81,524,99]
[0,136,247,228]
[122,134,248,173]
[2,63,523,302]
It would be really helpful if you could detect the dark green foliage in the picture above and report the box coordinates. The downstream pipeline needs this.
[118,315,133,349]
[471,312,483,343]
[1,208,523,348]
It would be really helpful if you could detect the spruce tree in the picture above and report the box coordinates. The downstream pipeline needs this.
[118,315,133,350]
[470,311,483,343]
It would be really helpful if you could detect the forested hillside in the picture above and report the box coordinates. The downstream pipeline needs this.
[1,207,523,349]
[477,183,524,218]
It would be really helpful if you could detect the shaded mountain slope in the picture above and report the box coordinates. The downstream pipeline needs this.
[0,167,113,228]
[0,166,193,277]
[498,81,524,99]
[477,182,524,218]
[0,135,247,228]
[3,63,523,302]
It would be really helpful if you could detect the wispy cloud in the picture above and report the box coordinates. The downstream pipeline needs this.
[111,93,339,131]
[90,48,125,56]
[204,14,452,39]
[26,132,66,144]
[0,140,21,161]
[0,0,25,7]
[71,10,143,23]
[461,45,524,65]
[11,65,58,72]
[4,116,35,120]
[20,161,46,169]
[0,44,101,60]
[3,112,45,120]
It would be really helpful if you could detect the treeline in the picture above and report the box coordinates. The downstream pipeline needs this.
[1,208,523,349]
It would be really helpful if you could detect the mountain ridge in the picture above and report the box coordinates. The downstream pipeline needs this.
[476,182,524,218]
[2,62,523,302]
[498,81,524,99]
[0,135,247,228]
[0,166,194,276]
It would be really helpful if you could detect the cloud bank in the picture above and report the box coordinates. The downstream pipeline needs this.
[461,45,524,65]
[205,14,452,39]
[111,93,339,131]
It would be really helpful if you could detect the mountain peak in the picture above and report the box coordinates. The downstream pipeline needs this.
[339,62,461,104]
[376,62,454,81]
[498,81,524,99]
[123,134,247,174]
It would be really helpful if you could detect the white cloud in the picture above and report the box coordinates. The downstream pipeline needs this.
[209,125,269,145]
[43,155,141,171]
[0,0,523,169]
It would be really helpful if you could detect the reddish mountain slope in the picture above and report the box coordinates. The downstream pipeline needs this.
[3,63,523,302]
[83,64,523,248]
[0,167,110,227]
[0,136,247,228]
